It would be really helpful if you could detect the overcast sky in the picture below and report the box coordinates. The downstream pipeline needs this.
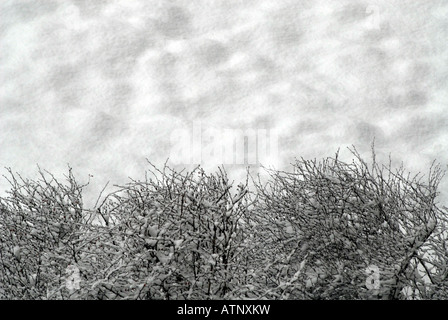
[1,0,447,208]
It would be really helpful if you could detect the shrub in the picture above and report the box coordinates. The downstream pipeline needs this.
[252,147,448,299]
[66,164,254,299]
[1,148,447,300]
[0,167,90,299]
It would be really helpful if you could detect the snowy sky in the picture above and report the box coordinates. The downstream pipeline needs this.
[1,0,447,208]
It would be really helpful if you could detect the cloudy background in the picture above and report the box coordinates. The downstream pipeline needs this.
[1,0,447,208]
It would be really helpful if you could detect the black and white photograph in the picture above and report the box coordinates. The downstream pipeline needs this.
[1,0,448,306]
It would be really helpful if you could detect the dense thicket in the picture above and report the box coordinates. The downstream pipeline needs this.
[1,148,447,299]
